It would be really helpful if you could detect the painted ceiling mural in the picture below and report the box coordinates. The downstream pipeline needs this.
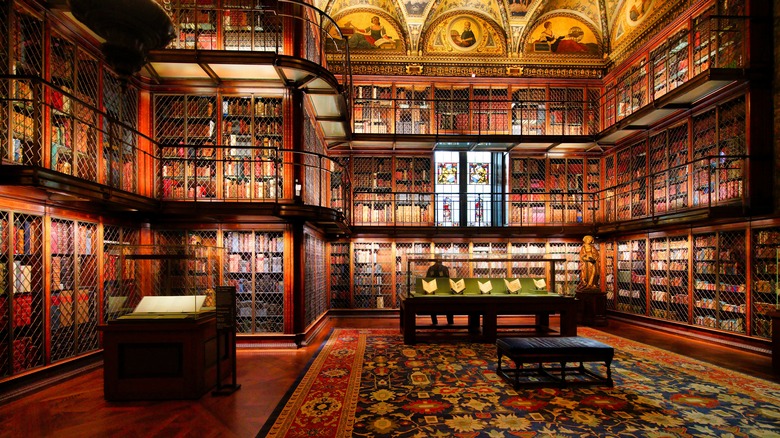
[319,0,687,73]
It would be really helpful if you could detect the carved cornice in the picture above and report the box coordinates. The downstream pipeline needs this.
[329,60,605,79]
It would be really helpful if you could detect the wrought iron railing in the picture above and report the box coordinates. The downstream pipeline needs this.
[161,0,352,110]
[596,155,746,223]
[156,144,348,216]
[1,76,157,196]
[350,155,746,227]
[352,98,599,136]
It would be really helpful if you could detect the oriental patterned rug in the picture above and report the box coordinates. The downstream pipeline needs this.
[258,328,780,437]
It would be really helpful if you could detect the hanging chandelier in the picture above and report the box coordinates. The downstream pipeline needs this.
[70,0,175,77]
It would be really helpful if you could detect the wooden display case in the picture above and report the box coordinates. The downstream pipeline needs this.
[105,244,221,322]
[100,312,233,401]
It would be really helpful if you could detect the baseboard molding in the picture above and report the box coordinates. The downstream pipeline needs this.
[608,314,772,356]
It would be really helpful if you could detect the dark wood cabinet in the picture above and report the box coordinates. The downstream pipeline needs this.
[100,313,233,401]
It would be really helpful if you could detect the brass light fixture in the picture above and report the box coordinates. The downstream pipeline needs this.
[70,0,175,78]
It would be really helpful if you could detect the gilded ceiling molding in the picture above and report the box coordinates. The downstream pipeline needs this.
[330,60,604,78]
[521,66,604,78]
[408,23,423,55]
[597,0,611,54]
[509,25,525,56]
[608,0,691,67]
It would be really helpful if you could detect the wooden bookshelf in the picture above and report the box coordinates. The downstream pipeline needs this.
[648,235,689,323]
[393,157,432,225]
[508,157,546,225]
[692,230,746,334]
[156,94,218,200]
[2,212,45,377]
[224,230,285,333]
[616,238,647,315]
[352,241,393,309]
[752,228,780,339]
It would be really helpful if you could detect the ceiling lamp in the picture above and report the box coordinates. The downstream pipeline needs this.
[70,0,175,78]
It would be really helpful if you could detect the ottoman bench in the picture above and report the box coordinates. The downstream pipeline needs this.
[496,336,614,388]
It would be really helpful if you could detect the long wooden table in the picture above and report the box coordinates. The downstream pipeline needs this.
[399,293,578,344]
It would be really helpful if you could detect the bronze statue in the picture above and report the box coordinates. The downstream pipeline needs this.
[578,235,600,291]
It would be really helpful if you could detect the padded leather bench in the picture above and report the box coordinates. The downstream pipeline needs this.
[496,336,614,388]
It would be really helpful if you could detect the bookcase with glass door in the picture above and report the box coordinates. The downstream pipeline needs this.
[223,229,285,333]
[155,94,218,200]
[0,211,45,377]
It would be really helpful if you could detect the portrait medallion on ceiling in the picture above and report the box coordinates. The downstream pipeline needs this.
[424,14,505,55]
[333,11,405,53]
[525,15,601,57]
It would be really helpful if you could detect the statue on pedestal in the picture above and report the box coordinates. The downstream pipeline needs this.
[578,235,600,292]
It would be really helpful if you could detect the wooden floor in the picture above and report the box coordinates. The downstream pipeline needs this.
[0,316,776,438]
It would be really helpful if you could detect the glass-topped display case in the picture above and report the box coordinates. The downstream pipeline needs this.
[104,244,222,321]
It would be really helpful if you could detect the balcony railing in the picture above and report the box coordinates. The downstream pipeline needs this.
[350,155,746,227]
[161,0,351,94]
[1,76,156,196]
[597,155,746,224]
[2,77,349,215]
[352,191,598,227]
[157,144,348,214]
[352,98,600,136]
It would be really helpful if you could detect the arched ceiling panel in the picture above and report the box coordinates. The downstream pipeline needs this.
[330,8,407,54]
[422,12,507,56]
[523,13,602,58]
[323,0,690,74]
